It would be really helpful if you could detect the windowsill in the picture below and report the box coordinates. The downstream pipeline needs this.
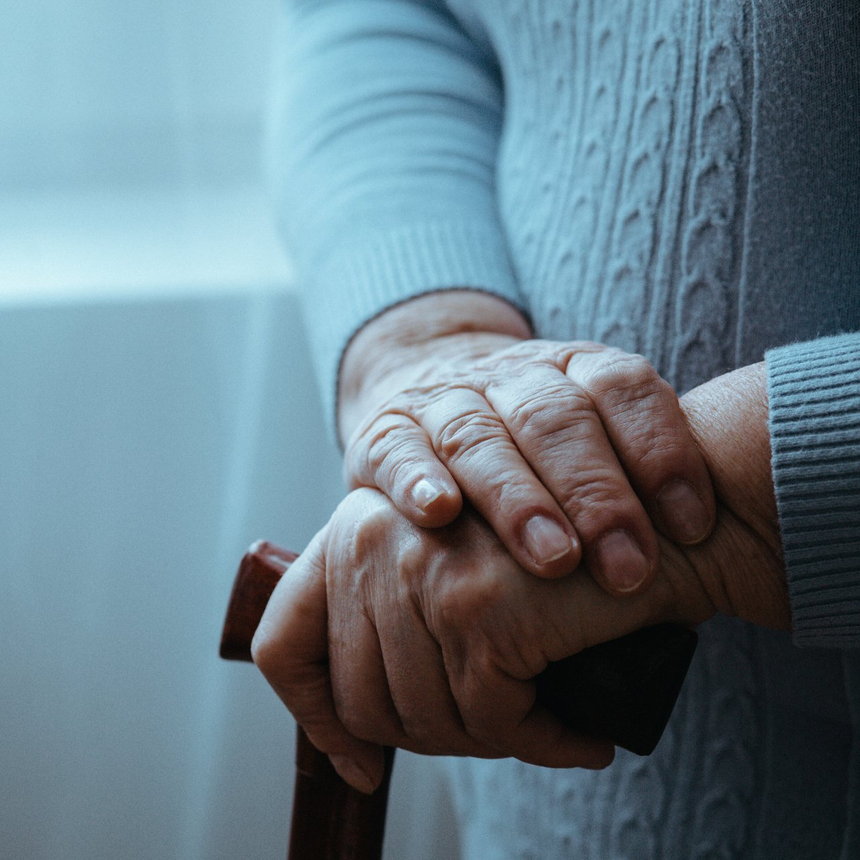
[0,182,296,306]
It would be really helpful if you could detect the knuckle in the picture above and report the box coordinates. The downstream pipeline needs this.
[505,384,589,442]
[250,629,277,677]
[436,569,505,632]
[461,717,493,745]
[349,416,410,479]
[557,470,647,531]
[560,464,627,508]
[477,627,532,682]
[347,506,392,568]
[635,427,690,469]
[329,491,394,572]
[584,353,662,402]
[432,409,507,464]
[459,698,500,745]
[393,536,427,591]
[364,419,407,473]
[336,485,384,517]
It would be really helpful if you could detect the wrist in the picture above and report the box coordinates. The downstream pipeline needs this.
[677,363,790,629]
[679,362,779,550]
[337,290,532,445]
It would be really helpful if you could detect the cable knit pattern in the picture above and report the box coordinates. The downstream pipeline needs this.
[270,0,860,856]
[595,0,680,358]
[686,620,760,860]
[667,0,746,391]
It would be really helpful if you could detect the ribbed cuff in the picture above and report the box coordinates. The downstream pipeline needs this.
[766,332,860,647]
[299,219,526,446]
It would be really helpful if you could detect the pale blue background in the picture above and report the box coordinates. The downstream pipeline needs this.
[0,1,459,857]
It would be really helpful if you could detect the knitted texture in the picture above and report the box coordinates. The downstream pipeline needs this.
[767,333,860,646]
[266,0,525,438]
[269,0,860,856]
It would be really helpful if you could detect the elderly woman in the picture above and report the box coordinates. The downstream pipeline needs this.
[253,1,860,857]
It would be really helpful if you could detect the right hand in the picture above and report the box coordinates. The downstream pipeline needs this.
[253,488,627,792]
[338,291,716,595]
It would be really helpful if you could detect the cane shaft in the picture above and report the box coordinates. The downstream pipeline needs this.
[289,732,394,860]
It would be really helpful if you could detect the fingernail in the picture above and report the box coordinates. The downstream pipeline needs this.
[596,530,649,592]
[329,754,377,794]
[412,477,444,511]
[523,515,573,565]
[657,479,711,544]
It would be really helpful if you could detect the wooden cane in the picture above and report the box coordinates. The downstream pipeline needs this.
[220,540,697,860]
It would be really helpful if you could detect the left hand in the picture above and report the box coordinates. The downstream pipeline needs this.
[338,291,717,591]
[252,362,790,792]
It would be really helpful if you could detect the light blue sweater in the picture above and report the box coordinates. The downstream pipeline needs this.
[269,1,860,856]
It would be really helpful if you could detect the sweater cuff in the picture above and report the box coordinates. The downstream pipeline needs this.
[300,219,526,446]
[766,332,860,647]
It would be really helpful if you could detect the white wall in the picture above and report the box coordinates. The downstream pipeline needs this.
[1,0,295,303]
[0,293,461,859]
[1,0,274,190]
[0,0,462,856]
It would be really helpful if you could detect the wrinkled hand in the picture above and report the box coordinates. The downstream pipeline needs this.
[254,488,624,792]
[253,363,790,793]
[342,319,716,594]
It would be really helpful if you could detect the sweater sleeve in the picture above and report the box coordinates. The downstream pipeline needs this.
[765,331,860,647]
[266,0,525,440]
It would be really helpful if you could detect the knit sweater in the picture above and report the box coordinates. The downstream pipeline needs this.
[268,1,860,856]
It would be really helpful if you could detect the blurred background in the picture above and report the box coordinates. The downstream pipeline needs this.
[0,1,458,857]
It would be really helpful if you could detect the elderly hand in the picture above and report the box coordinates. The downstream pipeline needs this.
[253,361,789,793]
[253,488,623,793]
[338,291,716,594]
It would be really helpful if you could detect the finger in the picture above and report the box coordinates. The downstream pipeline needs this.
[569,349,716,545]
[432,532,676,766]
[251,528,384,793]
[450,653,615,769]
[333,617,500,758]
[375,602,502,758]
[434,509,711,768]
[485,365,658,595]
[344,411,463,527]
[327,590,411,748]
[327,543,502,758]
[416,386,581,578]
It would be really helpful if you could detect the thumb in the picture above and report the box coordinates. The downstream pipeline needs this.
[251,525,385,793]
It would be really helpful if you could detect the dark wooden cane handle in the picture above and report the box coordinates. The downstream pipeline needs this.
[221,542,395,860]
[220,540,698,860]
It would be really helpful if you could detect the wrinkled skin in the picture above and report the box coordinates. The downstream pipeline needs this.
[338,291,717,594]
[253,363,790,793]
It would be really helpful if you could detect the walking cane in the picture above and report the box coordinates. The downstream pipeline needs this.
[220,540,697,860]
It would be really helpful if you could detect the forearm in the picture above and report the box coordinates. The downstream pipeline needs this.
[269,1,527,441]
[680,337,860,645]
[677,363,791,630]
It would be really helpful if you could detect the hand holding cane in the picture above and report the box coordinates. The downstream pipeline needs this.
[220,540,697,860]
